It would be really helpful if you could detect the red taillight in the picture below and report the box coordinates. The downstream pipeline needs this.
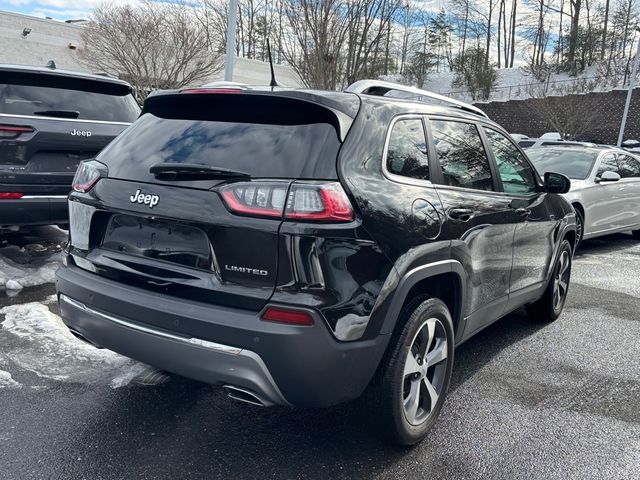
[0,124,34,139]
[285,183,354,222]
[261,307,315,326]
[72,160,107,193]
[220,183,287,218]
[220,181,354,222]
[0,192,23,199]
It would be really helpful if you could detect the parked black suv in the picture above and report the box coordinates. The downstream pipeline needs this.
[55,80,575,445]
[0,63,139,227]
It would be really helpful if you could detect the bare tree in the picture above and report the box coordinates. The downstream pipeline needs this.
[527,82,602,138]
[81,1,224,102]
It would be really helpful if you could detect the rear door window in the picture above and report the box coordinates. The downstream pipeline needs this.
[430,119,495,191]
[386,118,430,181]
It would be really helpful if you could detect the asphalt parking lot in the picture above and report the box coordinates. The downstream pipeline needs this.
[0,227,638,480]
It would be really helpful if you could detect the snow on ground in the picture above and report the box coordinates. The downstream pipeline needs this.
[0,370,21,388]
[0,299,165,388]
[0,251,60,291]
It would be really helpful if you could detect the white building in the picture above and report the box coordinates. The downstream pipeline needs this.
[0,10,303,87]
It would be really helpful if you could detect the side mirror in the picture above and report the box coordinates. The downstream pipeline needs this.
[544,172,571,194]
[595,171,621,183]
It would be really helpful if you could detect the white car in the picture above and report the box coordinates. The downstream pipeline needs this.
[527,145,640,247]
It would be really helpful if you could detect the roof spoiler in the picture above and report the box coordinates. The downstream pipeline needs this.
[345,79,488,118]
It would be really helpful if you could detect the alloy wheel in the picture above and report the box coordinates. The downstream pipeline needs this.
[553,250,571,311]
[402,317,449,426]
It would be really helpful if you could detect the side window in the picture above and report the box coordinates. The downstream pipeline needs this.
[485,128,537,194]
[386,118,430,181]
[617,154,640,178]
[518,141,535,148]
[597,154,620,177]
[430,120,494,191]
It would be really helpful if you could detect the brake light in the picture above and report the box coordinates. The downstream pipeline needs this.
[261,307,315,326]
[220,181,354,222]
[72,160,108,193]
[181,88,243,94]
[220,182,287,218]
[285,183,354,221]
[0,124,34,139]
[0,192,23,199]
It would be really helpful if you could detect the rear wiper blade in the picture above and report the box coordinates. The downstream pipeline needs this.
[149,163,251,180]
[33,110,80,119]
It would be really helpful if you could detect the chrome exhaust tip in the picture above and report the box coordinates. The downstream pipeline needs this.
[223,385,267,407]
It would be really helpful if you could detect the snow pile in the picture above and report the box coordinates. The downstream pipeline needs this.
[0,300,164,387]
[0,250,61,291]
[0,370,21,388]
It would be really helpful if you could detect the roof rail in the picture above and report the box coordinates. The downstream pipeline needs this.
[345,79,488,118]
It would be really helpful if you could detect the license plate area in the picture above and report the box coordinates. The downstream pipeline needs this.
[102,214,212,270]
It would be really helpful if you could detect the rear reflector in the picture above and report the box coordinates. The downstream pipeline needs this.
[220,181,354,222]
[0,124,34,139]
[261,307,315,326]
[0,192,23,199]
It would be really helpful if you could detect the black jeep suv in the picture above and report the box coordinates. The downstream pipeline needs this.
[55,80,575,445]
[0,63,139,227]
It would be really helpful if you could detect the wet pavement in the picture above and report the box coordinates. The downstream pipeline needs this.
[0,227,638,479]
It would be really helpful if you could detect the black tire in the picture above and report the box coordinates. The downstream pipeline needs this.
[527,239,572,322]
[372,298,454,446]
[574,207,584,249]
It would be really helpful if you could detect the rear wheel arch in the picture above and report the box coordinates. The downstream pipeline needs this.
[564,229,577,252]
[381,262,466,339]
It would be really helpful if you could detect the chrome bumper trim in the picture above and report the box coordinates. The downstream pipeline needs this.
[59,294,243,355]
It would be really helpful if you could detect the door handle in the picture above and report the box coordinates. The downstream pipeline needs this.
[448,208,475,222]
[514,207,532,217]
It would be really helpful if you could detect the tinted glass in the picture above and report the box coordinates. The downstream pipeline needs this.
[519,141,535,148]
[527,149,597,180]
[0,83,139,122]
[617,154,640,178]
[431,120,494,191]
[98,113,341,179]
[485,128,537,194]
[597,153,620,176]
[386,119,429,181]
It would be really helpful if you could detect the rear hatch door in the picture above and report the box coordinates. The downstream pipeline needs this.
[77,90,355,310]
[0,68,139,195]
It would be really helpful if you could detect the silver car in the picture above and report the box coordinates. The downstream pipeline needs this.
[528,146,640,247]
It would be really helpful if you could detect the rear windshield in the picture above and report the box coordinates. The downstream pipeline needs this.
[98,112,341,179]
[0,73,139,122]
[527,149,597,180]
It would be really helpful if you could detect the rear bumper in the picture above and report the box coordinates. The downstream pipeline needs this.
[0,195,68,226]
[55,263,389,407]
